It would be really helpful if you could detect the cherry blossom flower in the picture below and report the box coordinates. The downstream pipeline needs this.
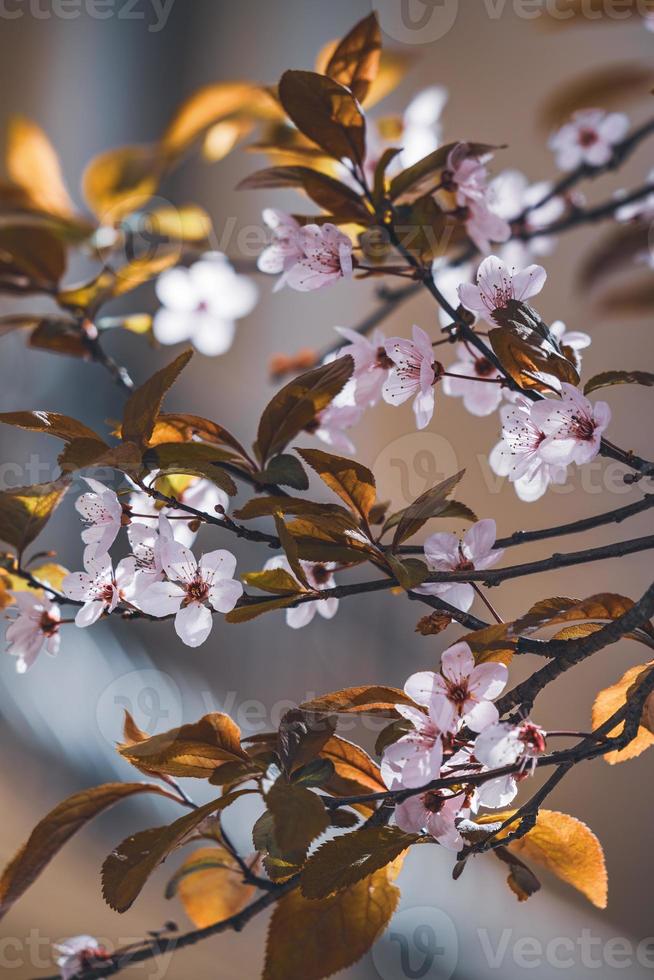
[549,320,591,372]
[405,641,508,734]
[489,169,565,264]
[442,342,503,416]
[549,109,629,171]
[54,936,108,980]
[306,401,363,455]
[75,478,124,562]
[474,720,546,808]
[394,790,469,850]
[263,556,338,629]
[381,703,444,789]
[260,216,353,292]
[415,519,504,612]
[531,383,611,467]
[127,514,179,596]
[334,327,394,407]
[489,396,568,502]
[382,325,438,429]
[137,542,242,647]
[458,255,547,324]
[440,143,511,253]
[63,554,136,628]
[5,591,61,673]
[129,476,228,548]
[432,259,473,328]
[154,252,258,356]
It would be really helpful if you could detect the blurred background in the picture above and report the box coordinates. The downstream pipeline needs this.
[0,1,653,977]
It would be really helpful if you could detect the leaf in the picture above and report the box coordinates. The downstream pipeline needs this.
[511,593,648,637]
[584,370,654,395]
[237,166,369,220]
[258,453,309,491]
[118,713,250,778]
[29,319,87,359]
[579,221,650,289]
[324,12,382,103]
[319,735,386,796]
[162,82,263,157]
[0,410,103,444]
[415,612,452,636]
[297,447,376,523]
[277,708,337,776]
[225,594,299,624]
[0,226,66,290]
[242,568,304,595]
[266,778,330,855]
[597,276,654,316]
[494,845,541,902]
[102,791,247,913]
[391,470,465,549]
[122,350,193,448]
[463,623,515,666]
[278,71,366,166]
[386,555,429,590]
[489,324,579,393]
[255,355,353,465]
[234,495,353,523]
[165,845,255,927]
[0,782,177,920]
[6,116,75,218]
[82,144,161,222]
[0,478,69,555]
[592,661,654,764]
[487,809,608,909]
[141,442,238,495]
[111,251,180,298]
[301,686,416,717]
[264,863,402,980]
[540,63,654,129]
[301,826,415,899]
[152,412,249,458]
[145,203,213,243]
[273,512,310,588]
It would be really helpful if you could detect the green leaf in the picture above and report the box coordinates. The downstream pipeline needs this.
[122,350,193,448]
[584,370,654,395]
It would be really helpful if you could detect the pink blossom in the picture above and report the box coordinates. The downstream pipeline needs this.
[394,790,469,850]
[54,936,107,980]
[531,383,611,466]
[128,514,178,596]
[474,720,546,808]
[137,542,242,647]
[416,519,504,612]
[381,703,444,789]
[260,214,353,292]
[549,320,591,372]
[63,554,136,628]
[309,401,363,455]
[549,109,629,171]
[458,255,547,323]
[382,325,438,429]
[490,169,565,263]
[5,591,61,673]
[154,252,257,356]
[441,143,510,252]
[405,641,508,734]
[489,396,568,502]
[263,555,338,629]
[75,478,123,562]
[334,327,393,407]
[442,342,503,416]
[129,476,228,548]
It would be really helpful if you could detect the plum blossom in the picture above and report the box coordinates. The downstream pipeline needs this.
[381,703,444,789]
[63,554,136,628]
[440,143,511,253]
[416,519,504,612]
[489,169,565,264]
[489,396,568,502]
[75,478,124,562]
[334,327,394,407]
[549,109,629,171]
[474,721,546,808]
[382,325,438,429]
[129,476,229,548]
[127,513,179,596]
[137,542,243,647]
[549,320,591,372]
[432,259,473,328]
[531,383,611,466]
[442,342,503,416]
[405,641,508,734]
[259,213,353,292]
[54,936,107,980]
[394,790,469,850]
[154,252,258,356]
[5,591,61,673]
[458,255,547,324]
[263,555,338,629]
[307,401,363,455]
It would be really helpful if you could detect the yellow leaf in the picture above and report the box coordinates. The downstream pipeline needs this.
[146,203,212,242]
[487,809,607,909]
[166,845,255,927]
[118,712,250,778]
[0,478,70,556]
[203,119,254,162]
[82,144,160,222]
[297,447,376,522]
[264,863,402,980]
[162,82,265,157]
[6,116,76,218]
[592,662,654,764]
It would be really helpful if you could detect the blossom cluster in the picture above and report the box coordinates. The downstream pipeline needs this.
[382,642,546,849]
